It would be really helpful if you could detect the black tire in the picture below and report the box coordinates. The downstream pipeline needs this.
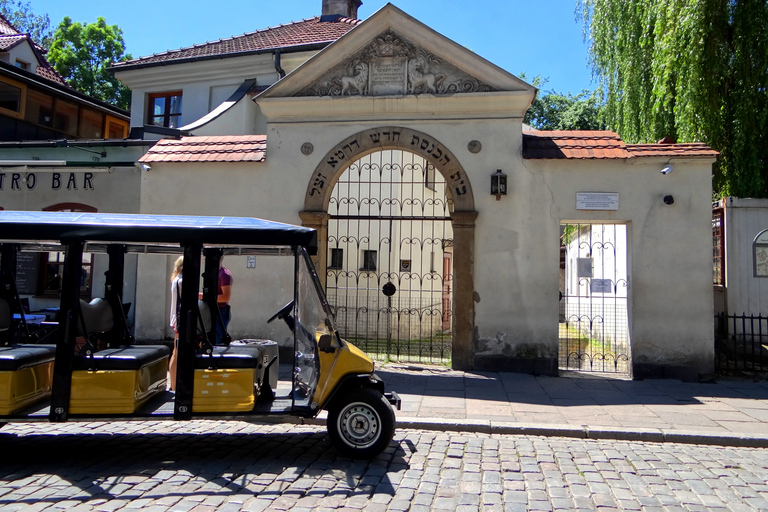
[327,387,395,458]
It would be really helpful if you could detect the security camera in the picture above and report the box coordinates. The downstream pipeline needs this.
[660,164,673,175]
[663,195,675,205]
[140,163,151,172]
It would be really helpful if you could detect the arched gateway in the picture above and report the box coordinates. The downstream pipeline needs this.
[300,127,477,369]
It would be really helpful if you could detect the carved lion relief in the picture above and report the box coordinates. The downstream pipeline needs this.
[296,30,495,97]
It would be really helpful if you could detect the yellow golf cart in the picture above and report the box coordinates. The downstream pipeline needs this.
[0,211,399,458]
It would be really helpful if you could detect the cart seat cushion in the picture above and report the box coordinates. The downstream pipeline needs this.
[195,345,263,369]
[0,344,56,371]
[72,345,170,371]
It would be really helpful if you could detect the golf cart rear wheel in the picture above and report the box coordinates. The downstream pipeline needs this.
[327,387,395,458]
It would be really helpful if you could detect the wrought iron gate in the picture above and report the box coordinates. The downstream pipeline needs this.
[559,223,631,374]
[326,150,453,364]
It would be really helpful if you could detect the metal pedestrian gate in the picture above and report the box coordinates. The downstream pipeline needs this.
[326,149,453,364]
[559,223,631,374]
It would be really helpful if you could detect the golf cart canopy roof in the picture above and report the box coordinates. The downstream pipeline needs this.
[0,211,318,254]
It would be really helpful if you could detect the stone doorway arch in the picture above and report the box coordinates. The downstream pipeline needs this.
[300,126,477,370]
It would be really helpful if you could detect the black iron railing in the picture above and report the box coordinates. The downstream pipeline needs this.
[715,313,768,371]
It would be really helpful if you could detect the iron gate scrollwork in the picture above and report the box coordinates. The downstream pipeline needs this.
[326,150,454,364]
[559,223,631,374]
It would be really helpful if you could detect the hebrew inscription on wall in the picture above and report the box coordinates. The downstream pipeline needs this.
[305,127,475,215]
[296,30,496,97]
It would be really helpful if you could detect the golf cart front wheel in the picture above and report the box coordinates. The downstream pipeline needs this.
[327,387,395,458]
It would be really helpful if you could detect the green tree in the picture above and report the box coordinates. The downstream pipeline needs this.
[579,0,768,198]
[47,17,132,110]
[0,0,52,48]
[521,74,606,130]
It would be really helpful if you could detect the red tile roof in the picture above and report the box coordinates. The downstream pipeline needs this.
[113,17,361,70]
[0,34,25,50]
[0,13,18,36]
[626,143,719,158]
[139,135,267,163]
[523,130,718,159]
[34,63,68,86]
[0,14,68,87]
[523,130,631,159]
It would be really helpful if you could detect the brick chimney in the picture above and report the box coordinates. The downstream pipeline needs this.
[321,0,362,20]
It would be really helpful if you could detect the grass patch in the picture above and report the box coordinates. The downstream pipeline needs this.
[343,334,452,366]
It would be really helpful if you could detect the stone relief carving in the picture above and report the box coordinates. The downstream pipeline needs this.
[296,30,496,97]
[340,62,368,95]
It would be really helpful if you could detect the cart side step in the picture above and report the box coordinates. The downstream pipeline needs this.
[385,391,401,410]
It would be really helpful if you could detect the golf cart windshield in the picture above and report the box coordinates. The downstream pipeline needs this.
[293,247,337,408]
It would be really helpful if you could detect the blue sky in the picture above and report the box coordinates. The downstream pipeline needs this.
[31,0,596,94]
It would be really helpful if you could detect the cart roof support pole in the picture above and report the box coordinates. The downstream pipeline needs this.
[50,239,84,422]
[174,242,201,420]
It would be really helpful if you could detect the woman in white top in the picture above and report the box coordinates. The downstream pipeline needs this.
[168,256,183,391]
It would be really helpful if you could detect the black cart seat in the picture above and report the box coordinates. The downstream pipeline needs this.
[73,345,170,371]
[0,344,56,371]
[195,345,264,369]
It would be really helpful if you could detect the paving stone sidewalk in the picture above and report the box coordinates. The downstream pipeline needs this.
[369,364,768,447]
[3,421,768,512]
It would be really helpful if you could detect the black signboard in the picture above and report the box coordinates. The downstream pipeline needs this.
[15,252,39,295]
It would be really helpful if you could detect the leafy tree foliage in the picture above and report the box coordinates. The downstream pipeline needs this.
[0,0,52,48]
[47,17,132,110]
[579,0,768,198]
[521,74,606,131]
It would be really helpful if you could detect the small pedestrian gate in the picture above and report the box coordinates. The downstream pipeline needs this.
[559,223,631,374]
[326,149,453,364]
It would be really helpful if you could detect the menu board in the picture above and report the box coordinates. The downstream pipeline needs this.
[15,252,39,295]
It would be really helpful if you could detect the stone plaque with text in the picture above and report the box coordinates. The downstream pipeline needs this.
[577,192,619,211]
[370,57,407,95]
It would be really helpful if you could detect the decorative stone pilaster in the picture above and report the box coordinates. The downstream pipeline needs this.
[450,210,478,371]
[298,211,330,289]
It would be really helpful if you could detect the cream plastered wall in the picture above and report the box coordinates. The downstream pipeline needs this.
[137,114,715,374]
[134,159,309,341]
[522,157,715,373]
[2,41,39,72]
[187,95,266,136]
[115,50,321,129]
[0,144,146,213]
[132,1,716,373]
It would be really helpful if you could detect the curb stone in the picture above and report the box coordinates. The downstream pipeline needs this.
[257,415,768,448]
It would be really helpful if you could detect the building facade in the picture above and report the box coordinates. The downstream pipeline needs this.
[1,2,719,379]
[127,4,718,379]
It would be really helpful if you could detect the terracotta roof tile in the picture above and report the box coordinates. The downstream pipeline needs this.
[626,143,719,158]
[113,17,361,70]
[139,135,267,163]
[34,62,68,86]
[523,130,631,159]
[0,13,18,36]
[0,29,68,86]
[0,34,25,50]
[523,130,718,160]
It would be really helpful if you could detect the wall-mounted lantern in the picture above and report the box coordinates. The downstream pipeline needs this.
[491,169,507,200]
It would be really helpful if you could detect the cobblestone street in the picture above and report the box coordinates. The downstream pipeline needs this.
[2,421,768,511]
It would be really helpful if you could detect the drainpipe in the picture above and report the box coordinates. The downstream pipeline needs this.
[274,50,286,80]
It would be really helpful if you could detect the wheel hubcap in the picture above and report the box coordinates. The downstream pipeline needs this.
[338,402,380,449]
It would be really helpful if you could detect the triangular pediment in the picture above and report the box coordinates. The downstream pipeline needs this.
[261,4,535,100]
[296,29,497,97]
